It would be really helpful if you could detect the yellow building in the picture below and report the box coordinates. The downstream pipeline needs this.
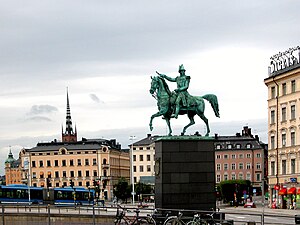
[5,150,22,185]
[6,90,130,201]
[264,46,300,209]
[131,134,157,185]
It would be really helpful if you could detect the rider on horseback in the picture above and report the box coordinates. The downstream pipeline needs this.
[156,64,192,119]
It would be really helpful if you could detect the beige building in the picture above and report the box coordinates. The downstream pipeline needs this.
[6,90,130,201]
[5,150,22,185]
[264,46,300,209]
[131,134,157,185]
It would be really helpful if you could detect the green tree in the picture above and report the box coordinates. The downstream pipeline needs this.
[135,182,153,201]
[219,180,251,203]
[113,177,131,203]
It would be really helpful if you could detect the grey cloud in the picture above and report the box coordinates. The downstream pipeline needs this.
[27,105,58,115]
[89,94,104,104]
[25,116,52,122]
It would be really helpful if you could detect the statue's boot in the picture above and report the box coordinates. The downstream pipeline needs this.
[171,106,180,119]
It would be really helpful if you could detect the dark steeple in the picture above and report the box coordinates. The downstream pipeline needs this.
[62,88,77,142]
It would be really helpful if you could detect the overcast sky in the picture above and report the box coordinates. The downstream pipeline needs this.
[1,0,300,175]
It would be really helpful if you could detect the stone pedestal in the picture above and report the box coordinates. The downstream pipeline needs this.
[154,137,216,210]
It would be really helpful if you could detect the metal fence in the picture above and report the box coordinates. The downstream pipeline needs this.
[0,204,298,225]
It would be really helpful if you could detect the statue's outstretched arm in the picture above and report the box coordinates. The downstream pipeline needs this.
[156,71,176,82]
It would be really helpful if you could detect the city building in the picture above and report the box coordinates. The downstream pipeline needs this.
[6,90,130,201]
[214,126,267,195]
[5,149,22,185]
[131,134,158,185]
[264,46,300,209]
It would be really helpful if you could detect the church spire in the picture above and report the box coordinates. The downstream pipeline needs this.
[62,88,77,142]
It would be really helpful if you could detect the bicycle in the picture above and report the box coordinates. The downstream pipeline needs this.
[114,205,156,225]
[163,211,186,225]
[186,211,222,225]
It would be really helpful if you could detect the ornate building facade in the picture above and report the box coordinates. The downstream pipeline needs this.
[264,46,300,208]
[6,90,130,201]
[5,149,22,185]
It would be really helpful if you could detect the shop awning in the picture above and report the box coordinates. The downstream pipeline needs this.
[279,188,287,195]
[288,187,296,195]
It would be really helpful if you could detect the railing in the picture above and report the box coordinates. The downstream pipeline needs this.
[0,204,297,225]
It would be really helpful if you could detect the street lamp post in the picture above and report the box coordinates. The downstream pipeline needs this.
[130,135,136,205]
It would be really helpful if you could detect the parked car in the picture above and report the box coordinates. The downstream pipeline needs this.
[244,199,256,208]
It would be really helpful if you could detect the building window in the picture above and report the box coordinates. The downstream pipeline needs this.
[224,174,228,181]
[63,171,66,178]
[256,163,261,170]
[236,144,241,149]
[147,165,151,172]
[282,133,286,147]
[291,159,296,174]
[239,173,243,180]
[216,155,221,159]
[246,153,251,158]
[239,154,243,159]
[93,158,97,165]
[256,173,261,181]
[147,155,151,161]
[47,160,51,167]
[224,154,228,159]
[78,159,81,166]
[282,107,287,121]
[216,174,221,183]
[55,171,59,178]
[291,105,296,120]
[216,164,221,171]
[55,160,58,167]
[139,155,144,161]
[246,163,251,169]
[231,154,236,159]
[39,160,43,167]
[32,172,36,179]
[139,147,143,150]
[239,163,244,170]
[62,160,66,167]
[271,136,275,149]
[291,131,296,146]
[271,86,276,99]
[256,153,261,158]
[231,163,236,170]
[282,83,287,95]
[86,171,90,177]
[282,160,286,175]
[246,144,251,149]
[271,110,275,124]
[32,161,36,168]
[93,170,97,177]
[86,181,90,187]
[133,166,136,172]
[70,171,74,177]
[224,163,228,170]
[40,172,44,179]
[292,80,296,93]
[70,159,74,166]
[140,165,144,172]
[134,177,137,183]
[231,173,236,180]
[85,159,89,166]
[216,145,221,149]
[271,161,275,176]
[246,173,251,181]
[133,155,136,161]
[78,182,82,186]
[227,144,232,149]
[78,171,82,177]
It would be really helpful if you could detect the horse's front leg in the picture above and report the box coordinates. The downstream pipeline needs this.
[165,118,172,136]
[149,111,166,131]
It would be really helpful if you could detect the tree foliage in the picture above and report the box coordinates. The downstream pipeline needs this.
[113,177,131,202]
[135,182,153,196]
[218,180,252,203]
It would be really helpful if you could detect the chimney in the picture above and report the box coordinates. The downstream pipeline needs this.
[214,133,218,139]
[255,135,259,141]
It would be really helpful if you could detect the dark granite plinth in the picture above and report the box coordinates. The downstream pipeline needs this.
[155,136,216,211]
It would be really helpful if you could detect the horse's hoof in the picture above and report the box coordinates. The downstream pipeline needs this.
[181,132,184,136]
[205,133,209,137]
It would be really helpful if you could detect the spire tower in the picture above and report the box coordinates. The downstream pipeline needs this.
[62,88,77,142]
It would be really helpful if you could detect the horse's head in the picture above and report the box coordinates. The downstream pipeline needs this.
[149,76,159,94]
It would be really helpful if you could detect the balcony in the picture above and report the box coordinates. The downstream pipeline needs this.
[102,164,110,169]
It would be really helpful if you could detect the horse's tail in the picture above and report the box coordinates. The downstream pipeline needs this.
[202,94,220,118]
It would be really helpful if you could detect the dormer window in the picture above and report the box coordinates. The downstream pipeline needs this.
[216,144,221,149]
[246,144,252,149]
[236,144,241,149]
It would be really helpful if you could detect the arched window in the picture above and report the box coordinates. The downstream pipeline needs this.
[103,158,107,165]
